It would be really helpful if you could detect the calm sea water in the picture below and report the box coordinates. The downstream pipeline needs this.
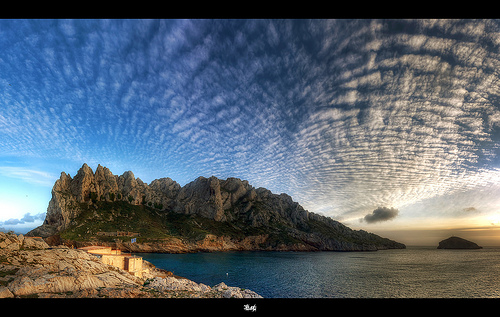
[139,246,500,298]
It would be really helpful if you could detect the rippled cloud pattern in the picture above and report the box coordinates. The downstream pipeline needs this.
[2,19,500,224]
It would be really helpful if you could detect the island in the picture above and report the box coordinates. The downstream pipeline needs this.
[437,236,482,249]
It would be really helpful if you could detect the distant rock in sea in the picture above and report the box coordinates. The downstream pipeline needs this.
[437,236,482,249]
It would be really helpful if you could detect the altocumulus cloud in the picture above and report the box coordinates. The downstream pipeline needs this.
[363,207,399,224]
[2,19,500,229]
[288,19,500,221]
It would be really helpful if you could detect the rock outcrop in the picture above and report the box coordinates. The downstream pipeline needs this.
[0,232,262,298]
[28,163,405,251]
[437,236,482,249]
[33,164,181,237]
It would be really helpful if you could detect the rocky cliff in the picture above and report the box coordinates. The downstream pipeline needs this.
[28,163,405,252]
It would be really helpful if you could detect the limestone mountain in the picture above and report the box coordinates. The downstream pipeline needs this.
[28,164,405,252]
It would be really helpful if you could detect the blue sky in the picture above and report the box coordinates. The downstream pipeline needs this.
[2,19,500,245]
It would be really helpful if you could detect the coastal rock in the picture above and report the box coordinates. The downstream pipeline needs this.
[148,276,211,293]
[0,286,14,298]
[22,236,50,250]
[0,231,21,250]
[0,232,49,250]
[4,246,142,296]
[212,282,263,298]
[437,236,482,249]
[146,277,262,298]
[1,232,262,298]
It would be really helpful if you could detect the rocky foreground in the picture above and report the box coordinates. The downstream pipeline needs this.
[0,232,262,298]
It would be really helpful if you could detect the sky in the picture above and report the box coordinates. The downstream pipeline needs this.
[2,19,500,245]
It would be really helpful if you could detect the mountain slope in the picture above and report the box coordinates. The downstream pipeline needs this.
[28,164,405,252]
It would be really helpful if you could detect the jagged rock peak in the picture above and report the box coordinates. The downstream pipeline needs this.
[70,163,96,203]
[53,172,72,192]
[121,170,135,179]
[95,164,112,178]
[78,163,94,176]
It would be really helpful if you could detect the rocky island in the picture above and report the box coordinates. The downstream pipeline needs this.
[437,236,482,249]
[27,164,405,252]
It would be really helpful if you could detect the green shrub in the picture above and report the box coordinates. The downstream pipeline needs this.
[154,202,163,210]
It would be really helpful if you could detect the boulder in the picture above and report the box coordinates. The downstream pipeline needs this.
[22,237,49,250]
[212,282,263,298]
[0,232,21,250]
[0,286,14,298]
[148,276,211,293]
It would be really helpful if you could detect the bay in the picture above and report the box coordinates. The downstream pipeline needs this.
[140,246,500,298]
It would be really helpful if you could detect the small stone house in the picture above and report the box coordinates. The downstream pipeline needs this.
[78,246,145,278]
[124,256,142,274]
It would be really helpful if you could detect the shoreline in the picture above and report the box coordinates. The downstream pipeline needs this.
[51,233,404,254]
[0,232,263,298]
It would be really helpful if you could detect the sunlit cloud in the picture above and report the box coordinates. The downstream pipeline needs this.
[488,214,500,226]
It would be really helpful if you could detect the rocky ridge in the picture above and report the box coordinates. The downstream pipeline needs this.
[0,232,262,298]
[28,163,405,251]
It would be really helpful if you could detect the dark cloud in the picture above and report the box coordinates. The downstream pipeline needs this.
[462,207,479,213]
[0,212,45,226]
[3,218,23,225]
[363,207,399,223]
[21,213,40,223]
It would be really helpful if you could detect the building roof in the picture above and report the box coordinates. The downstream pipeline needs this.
[77,246,111,251]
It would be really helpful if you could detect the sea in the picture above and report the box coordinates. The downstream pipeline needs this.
[139,246,500,298]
